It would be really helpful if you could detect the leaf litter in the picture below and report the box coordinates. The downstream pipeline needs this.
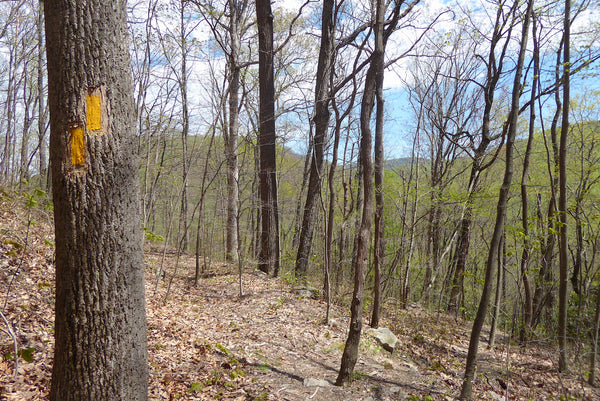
[0,192,599,400]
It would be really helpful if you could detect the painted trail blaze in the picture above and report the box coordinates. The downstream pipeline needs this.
[70,127,85,166]
[86,95,102,131]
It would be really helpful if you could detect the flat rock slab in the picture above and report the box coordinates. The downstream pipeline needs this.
[367,327,398,353]
[303,378,331,387]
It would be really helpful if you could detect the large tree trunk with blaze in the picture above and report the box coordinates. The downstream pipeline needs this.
[45,1,148,400]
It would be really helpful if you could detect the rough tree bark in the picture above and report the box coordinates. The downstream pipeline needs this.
[256,0,280,276]
[45,0,148,400]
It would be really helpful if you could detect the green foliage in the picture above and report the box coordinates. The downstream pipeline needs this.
[257,364,271,372]
[144,228,164,242]
[215,343,230,356]
[37,281,52,290]
[204,368,226,386]
[253,392,268,401]
[188,382,203,393]
[4,239,24,250]
[427,361,447,373]
[18,347,35,363]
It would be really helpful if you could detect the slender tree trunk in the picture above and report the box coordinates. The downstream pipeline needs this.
[460,1,531,397]
[45,0,148,399]
[489,232,505,349]
[336,0,386,385]
[2,51,16,183]
[37,0,48,190]
[370,68,385,328]
[423,200,441,305]
[558,0,570,372]
[19,78,33,184]
[519,14,539,341]
[589,285,600,385]
[225,0,244,262]
[256,0,280,276]
[325,96,351,323]
[401,149,419,307]
[533,42,562,329]
[447,191,474,314]
[195,127,217,284]
[179,1,189,251]
[294,0,335,281]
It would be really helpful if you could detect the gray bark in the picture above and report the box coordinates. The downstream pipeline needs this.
[45,0,148,399]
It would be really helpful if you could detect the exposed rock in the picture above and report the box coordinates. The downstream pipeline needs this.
[303,378,331,387]
[367,327,398,353]
[388,386,407,398]
[389,386,401,394]
[487,390,504,401]
[401,360,419,374]
[293,285,319,299]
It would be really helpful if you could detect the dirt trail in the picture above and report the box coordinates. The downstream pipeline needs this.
[1,193,599,400]
[146,248,433,400]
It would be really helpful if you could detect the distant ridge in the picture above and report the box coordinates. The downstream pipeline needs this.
[385,157,415,168]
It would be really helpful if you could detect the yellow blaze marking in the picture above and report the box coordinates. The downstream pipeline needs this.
[70,127,85,166]
[86,95,102,131]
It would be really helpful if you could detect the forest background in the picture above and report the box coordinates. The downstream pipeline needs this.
[1,0,600,398]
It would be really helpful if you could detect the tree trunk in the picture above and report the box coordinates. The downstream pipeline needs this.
[370,68,385,328]
[336,0,385,385]
[45,1,148,400]
[256,0,280,276]
[589,285,600,385]
[533,42,562,330]
[558,0,570,372]
[179,0,189,251]
[519,13,539,342]
[37,0,48,190]
[19,74,33,185]
[324,92,354,323]
[460,1,531,397]
[225,0,244,262]
[294,0,335,281]
[488,232,505,349]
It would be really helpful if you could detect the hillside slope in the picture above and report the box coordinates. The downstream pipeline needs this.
[0,190,598,400]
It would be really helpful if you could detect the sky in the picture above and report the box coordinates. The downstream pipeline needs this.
[127,0,600,160]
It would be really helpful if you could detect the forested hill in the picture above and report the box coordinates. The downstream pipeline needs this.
[1,189,599,400]
[1,0,600,398]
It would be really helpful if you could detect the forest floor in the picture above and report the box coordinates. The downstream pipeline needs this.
[1,190,600,400]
